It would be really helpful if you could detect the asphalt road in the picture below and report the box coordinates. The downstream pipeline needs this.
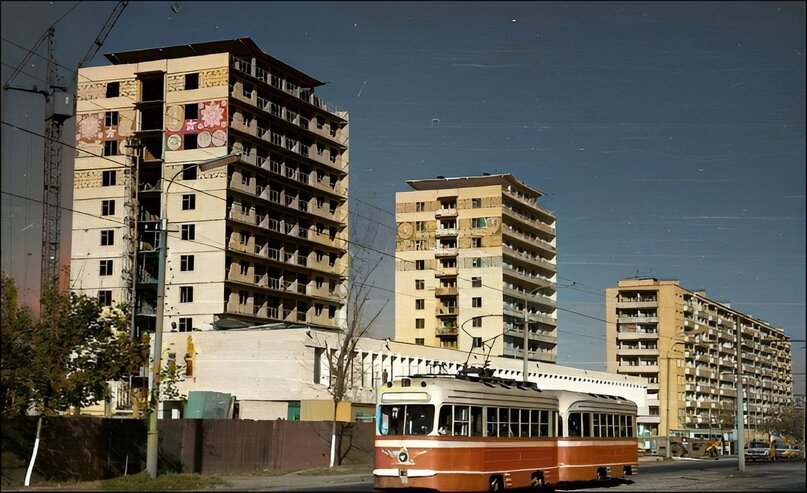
[243,458,805,492]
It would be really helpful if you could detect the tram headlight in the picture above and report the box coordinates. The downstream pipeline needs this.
[398,451,408,463]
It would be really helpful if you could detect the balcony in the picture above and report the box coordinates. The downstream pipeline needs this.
[434,248,458,258]
[435,286,459,297]
[436,306,459,317]
[435,228,458,238]
[435,326,458,337]
[435,208,457,218]
[435,267,458,277]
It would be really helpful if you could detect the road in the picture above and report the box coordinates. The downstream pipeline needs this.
[248,459,805,492]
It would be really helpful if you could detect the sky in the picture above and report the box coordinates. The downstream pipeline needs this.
[1,1,804,395]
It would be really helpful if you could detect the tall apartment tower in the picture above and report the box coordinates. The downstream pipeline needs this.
[605,278,793,440]
[70,38,350,336]
[394,174,558,364]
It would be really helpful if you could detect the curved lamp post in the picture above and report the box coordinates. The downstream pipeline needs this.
[146,152,241,478]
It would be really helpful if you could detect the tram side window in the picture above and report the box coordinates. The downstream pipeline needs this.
[486,407,498,437]
[405,405,435,435]
[520,409,530,437]
[438,406,452,435]
[530,409,550,437]
[627,415,634,437]
[568,413,582,437]
[582,412,591,437]
[379,405,434,436]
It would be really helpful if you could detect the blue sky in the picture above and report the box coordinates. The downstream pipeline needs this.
[2,1,804,394]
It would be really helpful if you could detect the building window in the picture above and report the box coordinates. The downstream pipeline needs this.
[101,199,115,216]
[181,224,195,240]
[178,317,193,332]
[415,318,425,329]
[240,261,248,275]
[180,286,194,303]
[239,290,248,304]
[106,81,119,97]
[472,297,482,308]
[415,201,426,212]
[99,259,113,276]
[98,290,112,306]
[103,140,118,156]
[472,277,482,287]
[471,257,482,268]
[100,230,114,246]
[185,102,199,120]
[473,337,483,348]
[241,171,251,185]
[471,237,482,248]
[472,316,482,328]
[183,165,197,180]
[182,194,196,210]
[415,338,425,346]
[415,221,427,232]
[471,198,482,208]
[415,279,425,290]
[185,133,198,149]
[471,217,487,229]
[185,73,199,90]
[104,111,119,126]
[415,299,425,310]
[239,231,248,245]
[102,170,116,186]
[415,260,425,270]
[180,254,194,271]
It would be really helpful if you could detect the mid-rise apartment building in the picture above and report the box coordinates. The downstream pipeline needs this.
[70,38,350,336]
[394,174,558,365]
[605,278,793,440]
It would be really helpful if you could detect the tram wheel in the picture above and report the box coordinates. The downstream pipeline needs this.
[489,475,503,492]
[531,472,544,490]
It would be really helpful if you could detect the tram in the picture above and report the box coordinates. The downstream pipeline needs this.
[374,369,638,491]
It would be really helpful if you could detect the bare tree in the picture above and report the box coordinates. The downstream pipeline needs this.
[324,219,389,467]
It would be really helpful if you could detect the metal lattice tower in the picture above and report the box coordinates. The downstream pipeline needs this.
[41,27,64,292]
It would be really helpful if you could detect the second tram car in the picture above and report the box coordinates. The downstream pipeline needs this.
[374,370,638,491]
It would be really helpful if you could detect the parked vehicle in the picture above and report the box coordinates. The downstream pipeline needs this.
[744,440,772,462]
[774,443,800,459]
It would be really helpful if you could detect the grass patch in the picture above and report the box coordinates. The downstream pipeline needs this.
[295,464,373,476]
[99,472,223,491]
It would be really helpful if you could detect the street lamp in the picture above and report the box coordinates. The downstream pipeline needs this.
[145,152,241,478]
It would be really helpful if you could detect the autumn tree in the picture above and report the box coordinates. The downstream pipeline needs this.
[1,273,147,417]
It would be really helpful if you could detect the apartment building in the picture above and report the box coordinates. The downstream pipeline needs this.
[70,38,350,337]
[394,174,558,365]
[605,278,793,440]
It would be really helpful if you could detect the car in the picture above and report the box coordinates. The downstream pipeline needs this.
[774,445,800,460]
[744,440,771,462]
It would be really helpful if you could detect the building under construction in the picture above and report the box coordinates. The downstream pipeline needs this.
[70,38,350,338]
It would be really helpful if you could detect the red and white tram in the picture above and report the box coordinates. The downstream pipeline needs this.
[374,371,637,491]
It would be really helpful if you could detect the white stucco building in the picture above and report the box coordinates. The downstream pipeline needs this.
[159,325,647,421]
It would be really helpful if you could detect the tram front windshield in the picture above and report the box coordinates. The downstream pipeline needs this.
[379,405,435,436]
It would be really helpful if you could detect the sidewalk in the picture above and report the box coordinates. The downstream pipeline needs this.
[213,466,374,491]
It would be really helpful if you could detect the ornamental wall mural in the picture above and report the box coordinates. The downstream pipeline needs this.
[165,99,228,151]
[75,109,136,157]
